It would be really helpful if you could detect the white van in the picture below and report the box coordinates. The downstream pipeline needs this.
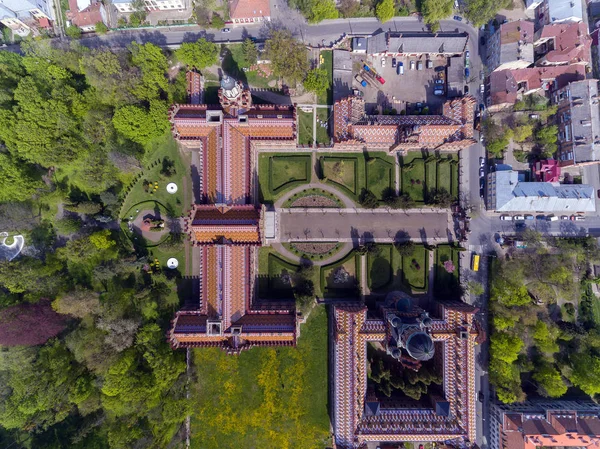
[547,215,558,221]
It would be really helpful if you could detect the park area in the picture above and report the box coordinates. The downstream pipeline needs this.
[367,244,429,294]
[297,107,331,147]
[258,247,322,298]
[400,153,459,204]
[434,244,460,297]
[320,152,395,203]
[321,251,361,298]
[258,153,312,204]
[190,305,330,449]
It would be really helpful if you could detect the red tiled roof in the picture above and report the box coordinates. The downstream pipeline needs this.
[537,22,592,66]
[229,0,270,20]
[498,20,534,45]
[67,0,104,28]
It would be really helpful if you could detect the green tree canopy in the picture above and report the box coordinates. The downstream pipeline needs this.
[241,38,258,67]
[422,0,453,25]
[568,353,600,396]
[0,152,42,203]
[265,30,309,86]
[175,38,218,69]
[303,68,329,96]
[307,0,339,22]
[129,42,169,101]
[464,0,511,26]
[376,0,395,23]
[112,101,169,145]
[533,363,567,398]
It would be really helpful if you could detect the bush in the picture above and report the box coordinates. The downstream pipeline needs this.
[211,13,225,29]
[65,26,82,39]
[95,22,108,34]
[54,217,83,235]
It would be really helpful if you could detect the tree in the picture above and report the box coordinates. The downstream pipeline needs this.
[175,39,218,69]
[568,353,600,396]
[66,26,82,39]
[533,363,567,398]
[491,277,531,307]
[95,22,108,34]
[536,125,558,152]
[0,152,42,202]
[376,0,395,23]
[395,240,415,257]
[490,331,523,364]
[429,187,453,207]
[513,124,533,143]
[422,0,453,25]
[303,68,329,96]
[0,300,67,346]
[130,0,147,25]
[464,0,511,26]
[532,321,560,354]
[359,188,378,209]
[112,101,169,145]
[241,38,258,67]
[195,6,211,26]
[307,0,339,23]
[265,30,309,86]
[468,281,484,296]
[129,42,169,101]
[211,13,225,29]
[52,288,101,318]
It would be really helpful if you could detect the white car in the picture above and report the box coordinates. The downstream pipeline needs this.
[513,215,525,221]
[480,84,485,94]
[575,215,586,221]
[561,215,569,220]
[381,57,386,67]
[500,215,511,221]
[222,28,231,33]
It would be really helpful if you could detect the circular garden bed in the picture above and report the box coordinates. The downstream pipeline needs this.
[283,188,343,208]
[286,242,342,261]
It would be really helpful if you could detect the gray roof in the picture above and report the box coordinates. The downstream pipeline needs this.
[566,80,600,163]
[387,32,468,55]
[333,50,353,103]
[447,56,465,97]
[367,32,387,54]
[352,37,367,52]
[548,0,583,22]
[493,170,595,212]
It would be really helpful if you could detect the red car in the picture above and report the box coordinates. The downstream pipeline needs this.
[376,75,386,85]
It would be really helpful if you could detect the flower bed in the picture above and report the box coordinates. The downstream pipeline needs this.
[291,242,338,255]
[290,195,338,208]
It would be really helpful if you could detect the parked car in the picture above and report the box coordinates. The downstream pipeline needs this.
[515,222,526,230]
[479,167,485,177]
[465,58,470,68]
[536,214,546,220]
[410,60,416,70]
[500,215,511,220]
[547,215,558,221]
[480,36,486,46]
[480,70,484,80]
[465,50,470,59]
[479,157,485,167]
[435,79,444,85]
[397,62,404,75]
[464,85,469,94]
[352,89,364,97]
[454,15,463,21]
[417,60,423,70]
[479,133,484,143]
[434,89,444,96]
[480,84,485,94]
[381,57,386,67]
[392,58,397,68]
[480,188,484,198]
[355,75,367,87]
[465,68,470,78]
[525,214,534,220]
[376,75,385,84]
[479,178,485,190]
[479,103,485,112]
[222,28,231,33]
[561,215,570,220]
[513,215,525,221]
[575,215,586,221]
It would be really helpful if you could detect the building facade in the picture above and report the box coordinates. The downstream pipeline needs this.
[112,0,186,13]
[553,79,600,166]
[487,20,535,73]
[533,22,592,67]
[168,74,300,354]
[490,400,600,449]
[333,292,479,448]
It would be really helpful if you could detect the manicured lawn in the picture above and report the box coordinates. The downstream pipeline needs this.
[367,244,429,293]
[258,247,322,298]
[119,132,189,219]
[222,44,279,90]
[298,109,314,146]
[258,153,312,204]
[323,158,357,194]
[317,50,333,105]
[434,244,460,297]
[321,251,361,297]
[367,246,393,290]
[437,160,453,193]
[315,107,330,145]
[366,157,394,200]
[282,187,343,208]
[400,152,459,205]
[400,158,426,202]
[190,305,330,449]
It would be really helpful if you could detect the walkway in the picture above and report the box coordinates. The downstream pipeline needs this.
[273,182,356,209]
[271,240,354,266]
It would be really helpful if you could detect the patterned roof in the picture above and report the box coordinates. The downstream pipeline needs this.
[333,95,477,151]
[190,204,261,244]
[332,300,478,448]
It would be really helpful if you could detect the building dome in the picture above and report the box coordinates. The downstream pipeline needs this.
[390,316,402,328]
[220,75,240,100]
[396,296,413,313]
[422,317,433,328]
[405,332,435,361]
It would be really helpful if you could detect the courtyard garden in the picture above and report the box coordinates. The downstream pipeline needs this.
[258,247,322,298]
[258,153,312,204]
[316,107,331,145]
[298,109,314,146]
[282,187,343,208]
[366,157,395,202]
[317,50,333,105]
[434,244,460,297]
[367,244,429,294]
[400,152,459,205]
[321,251,361,298]
[190,305,330,449]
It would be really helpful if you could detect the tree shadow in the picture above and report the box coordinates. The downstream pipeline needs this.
[220,45,248,85]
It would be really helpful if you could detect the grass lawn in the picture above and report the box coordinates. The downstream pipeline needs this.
[366,157,394,200]
[321,251,360,297]
[258,247,322,298]
[190,305,330,449]
[434,245,460,297]
[436,160,453,193]
[258,153,312,204]
[282,187,343,208]
[317,50,333,105]
[315,107,330,145]
[298,109,314,146]
[401,152,458,204]
[222,44,279,90]
[367,245,428,293]
[368,246,393,290]
[322,158,357,194]
[119,133,189,219]
[400,158,426,202]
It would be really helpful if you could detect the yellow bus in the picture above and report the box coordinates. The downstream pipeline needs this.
[471,253,480,272]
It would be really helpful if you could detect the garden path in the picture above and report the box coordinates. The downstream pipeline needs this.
[270,241,354,267]
[312,104,317,149]
[131,209,170,243]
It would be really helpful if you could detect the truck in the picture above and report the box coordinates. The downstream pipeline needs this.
[471,253,480,272]
[355,75,367,87]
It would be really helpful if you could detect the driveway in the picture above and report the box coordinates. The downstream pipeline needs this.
[276,208,451,243]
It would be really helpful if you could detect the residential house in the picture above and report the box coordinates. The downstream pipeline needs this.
[67,0,108,32]
[539,0,583,24]
[487,20,535,73]
[533,159,561,182]
[365,31,468,57]
[229,0,270,24]
[490,400,600,449]
[486,166,595,212]
[0,0,53,36]
[112,0,186,13]
[525,0,543,11]
[352,37,367,53]
[533,22,592,67]
[553,79,600,166]
[488,64,586,111]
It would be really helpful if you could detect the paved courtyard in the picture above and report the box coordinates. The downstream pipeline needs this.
[276,208,451,243]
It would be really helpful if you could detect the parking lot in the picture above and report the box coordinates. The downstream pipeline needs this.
[352,54,450,115]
